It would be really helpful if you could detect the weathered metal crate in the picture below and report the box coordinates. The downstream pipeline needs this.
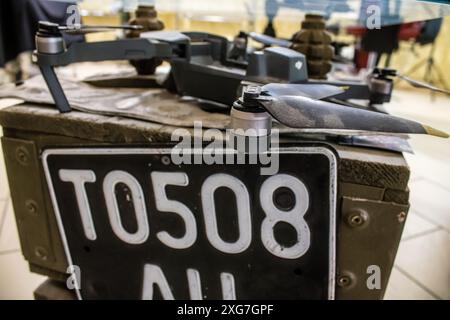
[0,103,410,300]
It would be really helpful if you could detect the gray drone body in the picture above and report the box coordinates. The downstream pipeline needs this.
[33,21,448,140]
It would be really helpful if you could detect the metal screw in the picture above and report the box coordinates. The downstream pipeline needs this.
[161,156,171,165]
[347,210,368,228]
[337,275,352,288]
[397,211,407,223]
[25,200,38,215]
[34,246,48,261]
[243,85,262,99]
[15,147,29,166]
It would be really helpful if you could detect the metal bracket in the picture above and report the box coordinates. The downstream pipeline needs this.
[335,196,409,299]
[1,138,61,269]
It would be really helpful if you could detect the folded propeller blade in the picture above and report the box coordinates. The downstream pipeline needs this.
[60,25,143,35]
[259,95,449,138]
[247,32,292,47]
[396,73,450,95]
[262,83,345,100]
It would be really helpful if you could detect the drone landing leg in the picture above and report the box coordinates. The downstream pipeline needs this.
[39,66,71,113]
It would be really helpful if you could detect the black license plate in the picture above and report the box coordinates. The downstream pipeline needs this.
[42,146,337,300]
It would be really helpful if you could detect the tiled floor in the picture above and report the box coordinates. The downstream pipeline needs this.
[0,90,449,300]
[383,89,450,300]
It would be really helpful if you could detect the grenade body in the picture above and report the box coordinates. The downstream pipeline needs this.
[291,14,334,79]
[127,5,165,75]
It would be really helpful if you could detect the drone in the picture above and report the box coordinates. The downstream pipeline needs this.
[33,21,448,139]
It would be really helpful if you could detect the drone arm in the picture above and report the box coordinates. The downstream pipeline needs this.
[36,39,173,66]
[35,39,174,113]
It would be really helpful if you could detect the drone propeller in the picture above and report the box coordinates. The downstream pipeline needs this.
[247,32,292,47]
[60,24,143,35]
[371,68,450,95]
[396,73,450,95]
[38,21,143,36]
[261,83,345,100]
[236,85,449,138]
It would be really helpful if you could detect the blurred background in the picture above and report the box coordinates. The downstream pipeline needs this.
[1,0,450,89]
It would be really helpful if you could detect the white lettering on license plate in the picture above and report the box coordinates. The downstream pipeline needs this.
[59,170,311,259]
